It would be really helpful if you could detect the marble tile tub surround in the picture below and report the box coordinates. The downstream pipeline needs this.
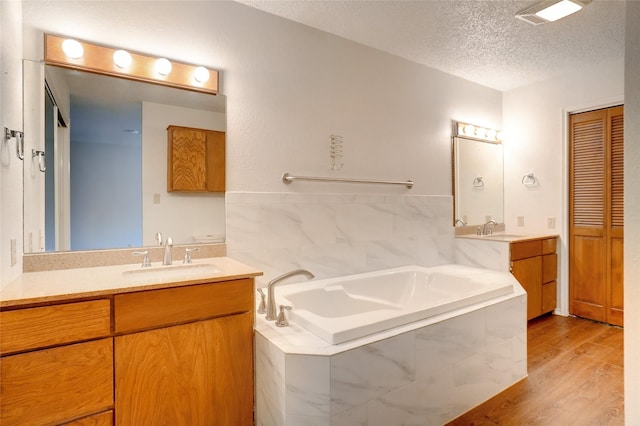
[226,192,455,284]
[255,292,527,426]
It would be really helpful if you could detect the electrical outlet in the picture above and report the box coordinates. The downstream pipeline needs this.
[153,193,161,204]
[10,238,16,266]
[517,216,525,227]
[547,217,556,229]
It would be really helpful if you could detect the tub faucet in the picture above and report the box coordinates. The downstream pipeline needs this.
[482,220,498,235]
[265,269,315,321]
[163,237,173,265]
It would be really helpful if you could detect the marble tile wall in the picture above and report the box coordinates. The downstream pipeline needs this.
[255,294,527,426]
[226,192,455,283]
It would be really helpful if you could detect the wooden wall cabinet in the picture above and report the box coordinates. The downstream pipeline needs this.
[510,237,557,320]
[167,125,225,192]
[1,279,254,426]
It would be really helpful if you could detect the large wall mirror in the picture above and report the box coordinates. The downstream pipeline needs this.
[452,122,504,228]
[23,38,226,253]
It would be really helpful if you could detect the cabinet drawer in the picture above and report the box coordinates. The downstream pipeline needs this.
[542,237,557,255]
[62,411,113,426]
[0,299,111,355]
[510,240,542,261]
[542,281,557,314]
[542,253,558,283]
[0,338,114,426]
[114,279,253,334]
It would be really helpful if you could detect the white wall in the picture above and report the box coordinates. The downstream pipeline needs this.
[0,0,23,286]
[20,1,502,200]
[625,1,640,422]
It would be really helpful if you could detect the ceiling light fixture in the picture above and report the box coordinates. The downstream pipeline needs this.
[516,0,589,25]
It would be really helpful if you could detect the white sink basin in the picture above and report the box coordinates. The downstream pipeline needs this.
[122,263,222,282]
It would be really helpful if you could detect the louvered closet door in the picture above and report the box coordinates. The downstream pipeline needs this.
[569,105,624,326]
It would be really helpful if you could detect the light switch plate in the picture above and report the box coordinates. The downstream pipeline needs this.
[517,216,525,227]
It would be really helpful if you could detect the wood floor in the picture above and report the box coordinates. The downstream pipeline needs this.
[447,314,624,426]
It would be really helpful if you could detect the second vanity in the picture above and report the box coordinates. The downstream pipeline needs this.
[456,233,558,320]
[0,257,262,426]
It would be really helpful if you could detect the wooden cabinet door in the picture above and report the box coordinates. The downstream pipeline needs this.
[569,106,623,325]
[0,339,114,426]
[167,125,225,192]
[115,313,253,426]
[512,256,542,320]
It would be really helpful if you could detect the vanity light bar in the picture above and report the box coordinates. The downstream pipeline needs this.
[44,33,219,95]
[453,120,502,144]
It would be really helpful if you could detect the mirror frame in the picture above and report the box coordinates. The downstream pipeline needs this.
[451,120,504,231]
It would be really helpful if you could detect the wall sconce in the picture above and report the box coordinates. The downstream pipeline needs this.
[44,33,219,95]
[452,120,502,144]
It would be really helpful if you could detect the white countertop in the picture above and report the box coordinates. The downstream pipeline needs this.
[456,232,558,243]
[1,257,262,308]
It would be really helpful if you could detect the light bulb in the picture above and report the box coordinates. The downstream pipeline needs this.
[113,50,132,68]
[475,127,487,139]
[62,39,84,59]
[155,58,172,76]
[194,66,210,83]
[464,125,475,136]
[486,129,497,141]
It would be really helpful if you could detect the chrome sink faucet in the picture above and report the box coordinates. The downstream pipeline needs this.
[482,220,498,235]
[163,237,173,265]
[265,269,315,321]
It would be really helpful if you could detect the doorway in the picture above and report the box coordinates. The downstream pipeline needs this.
[569,105,624,326]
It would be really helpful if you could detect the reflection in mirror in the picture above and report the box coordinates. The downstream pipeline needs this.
[452,136,504,227]
[23,64,226,253]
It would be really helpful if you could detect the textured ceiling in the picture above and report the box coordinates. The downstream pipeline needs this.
[236,0,625,91]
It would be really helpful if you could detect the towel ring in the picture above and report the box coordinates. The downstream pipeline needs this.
[522,172,537,186]
[472,176,484,188]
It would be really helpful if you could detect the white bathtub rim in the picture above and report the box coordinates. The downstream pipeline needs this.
[279,265,515,345]
[255,265,526,356]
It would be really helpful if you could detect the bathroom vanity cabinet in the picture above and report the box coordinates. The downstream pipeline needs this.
[0,300,114,425]
[0,276,255,426]
[113,279,254,425]
[510,237,557,320]
[167,125,225,192]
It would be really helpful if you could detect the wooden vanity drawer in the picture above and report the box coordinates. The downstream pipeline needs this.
[0,299,111,355]
[510,240,542,261]
[114,279,253,334]
[0,338,114,426]
[542,237,557,255]
[542,253,558,283]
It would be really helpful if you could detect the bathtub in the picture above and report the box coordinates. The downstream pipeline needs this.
[277,264,515,344]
